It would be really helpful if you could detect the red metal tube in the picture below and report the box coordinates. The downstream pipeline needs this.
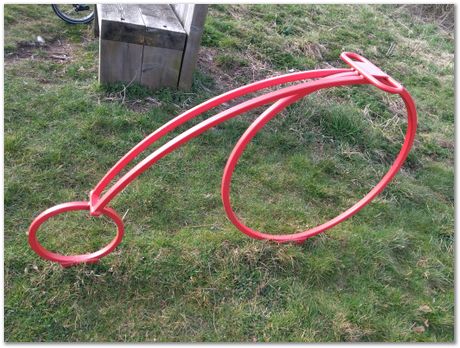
[28,52,417,266]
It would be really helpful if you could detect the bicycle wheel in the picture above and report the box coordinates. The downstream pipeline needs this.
[52,4,94,24]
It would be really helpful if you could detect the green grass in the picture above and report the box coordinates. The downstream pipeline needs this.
[4,4,454,342]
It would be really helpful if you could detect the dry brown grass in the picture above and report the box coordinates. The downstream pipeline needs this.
[400,4,454,33]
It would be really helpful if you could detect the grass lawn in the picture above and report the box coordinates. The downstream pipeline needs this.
[4,4,454,342]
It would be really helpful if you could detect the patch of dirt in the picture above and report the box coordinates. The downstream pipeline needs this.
[437,139,454,150]
[334,312,374,342]
[225,4,251,21]
[126,97,165,113]
[398,36,453,71]
[197,47,276,93]
[299,42,327,61]
[4,39,75,65]
[402,4,454,34]
[100,83,165,113]
[381,93,407,119]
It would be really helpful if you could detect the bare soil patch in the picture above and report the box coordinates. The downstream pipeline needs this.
[4,39,74,64]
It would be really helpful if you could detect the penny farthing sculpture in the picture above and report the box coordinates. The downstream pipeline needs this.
[29,52,417,267]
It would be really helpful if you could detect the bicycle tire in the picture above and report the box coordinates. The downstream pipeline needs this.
[52,4,94,24]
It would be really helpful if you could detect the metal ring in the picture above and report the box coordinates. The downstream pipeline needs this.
[28,201,124,267]
[221,87,417,243]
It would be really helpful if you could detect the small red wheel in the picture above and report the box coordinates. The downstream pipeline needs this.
[28,201,124,267]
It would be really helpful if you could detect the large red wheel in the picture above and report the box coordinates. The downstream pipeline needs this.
[221,89,417,243]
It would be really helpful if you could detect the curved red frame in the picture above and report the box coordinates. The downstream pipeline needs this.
[28,52,417,267]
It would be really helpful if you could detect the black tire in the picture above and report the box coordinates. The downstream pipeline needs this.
[52,4,94,24]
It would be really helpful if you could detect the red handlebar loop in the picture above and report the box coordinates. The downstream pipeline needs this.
[28,53,417,266]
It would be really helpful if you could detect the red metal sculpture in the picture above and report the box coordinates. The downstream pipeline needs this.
[28,52,417,267]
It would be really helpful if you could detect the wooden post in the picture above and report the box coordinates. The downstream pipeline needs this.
[97,4,207,90]
[139,5,186,89]
[98,4,186,89]
[171,4,208,90]
[98,4,144,85]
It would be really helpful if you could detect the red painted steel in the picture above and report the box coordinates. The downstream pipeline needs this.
[28,201,124,267]
[28,52,417,266]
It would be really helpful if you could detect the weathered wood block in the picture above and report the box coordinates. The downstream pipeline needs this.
[171,4,208,90]
[98,4,186,89]
[99,39,143,84]
[139,4,186,89]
